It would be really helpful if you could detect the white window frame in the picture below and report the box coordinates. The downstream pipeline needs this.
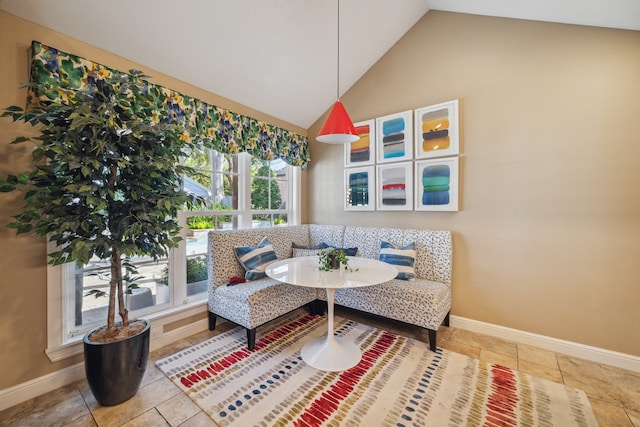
[45,152,301,361]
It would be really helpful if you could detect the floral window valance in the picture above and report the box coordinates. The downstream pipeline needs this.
[29,41,310,168]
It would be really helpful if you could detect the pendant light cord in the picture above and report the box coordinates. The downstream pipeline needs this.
[337,0,340,100]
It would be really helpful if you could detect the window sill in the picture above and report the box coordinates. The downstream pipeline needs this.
[45,299,208,362]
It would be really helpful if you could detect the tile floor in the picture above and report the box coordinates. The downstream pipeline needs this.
[1,306,639,426]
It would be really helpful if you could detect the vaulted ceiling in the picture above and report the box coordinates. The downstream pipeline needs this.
[1,0,638,129]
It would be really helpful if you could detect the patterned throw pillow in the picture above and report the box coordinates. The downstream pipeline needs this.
[293,248,323,257]
[379,241,416,280]
[292,242,324,257]
[234,237,278,280]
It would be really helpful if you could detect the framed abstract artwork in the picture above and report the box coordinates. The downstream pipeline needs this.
[376,110,413,164]
[414,157,459,211]
[414,99,459,159]
[344,166,375,211]
[344,119,375,167]
[376,162,413,211]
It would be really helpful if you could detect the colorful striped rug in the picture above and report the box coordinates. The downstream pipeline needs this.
[156,314,598,426]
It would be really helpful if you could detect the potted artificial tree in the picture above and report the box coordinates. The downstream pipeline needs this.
[0,69,203,406]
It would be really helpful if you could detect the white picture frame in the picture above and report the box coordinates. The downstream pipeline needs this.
[344,166,375,211]
[376,110,413,164]
[414,157,459,211]
[376,162,413,211]
[414,99,459,159]
[344,119,375,167]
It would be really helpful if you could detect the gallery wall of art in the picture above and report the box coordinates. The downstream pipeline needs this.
[344,100,459,212]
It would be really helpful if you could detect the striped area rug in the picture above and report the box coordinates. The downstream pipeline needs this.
[156,314,598,426]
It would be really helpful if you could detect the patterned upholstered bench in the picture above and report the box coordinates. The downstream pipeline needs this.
[207,224,452,351]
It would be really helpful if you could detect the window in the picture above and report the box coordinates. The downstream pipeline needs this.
[47,150,300,358]
[250,156,290,227]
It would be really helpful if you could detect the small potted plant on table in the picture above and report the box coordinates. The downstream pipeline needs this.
[319,247,351,271]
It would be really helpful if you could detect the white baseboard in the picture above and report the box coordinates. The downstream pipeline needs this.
[451,315,640,373]
[0,362,85,412]
[0,316,210,412]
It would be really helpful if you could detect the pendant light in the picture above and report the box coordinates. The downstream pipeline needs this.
[316,0,360,144]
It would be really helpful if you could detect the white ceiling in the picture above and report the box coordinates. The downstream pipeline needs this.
[1,0,638,129]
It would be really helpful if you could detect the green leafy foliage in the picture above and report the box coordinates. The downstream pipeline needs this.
[186,205,232,229]
[186,216,215,229]
[251,163,282,210]
[158,256,207,285]
[186,256,208,283]
[1,69,206,336]
[319,248,353,272]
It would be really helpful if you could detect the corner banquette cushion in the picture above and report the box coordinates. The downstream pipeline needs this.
[234,236,278,280]
[379,240,416,280]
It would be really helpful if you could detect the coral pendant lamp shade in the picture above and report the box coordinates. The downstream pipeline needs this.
[316,0,360,145]
[316,100,360,144]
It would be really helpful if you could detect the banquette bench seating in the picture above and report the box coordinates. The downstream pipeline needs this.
[207,224,452,351]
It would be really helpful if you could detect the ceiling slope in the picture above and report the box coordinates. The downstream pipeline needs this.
[1,0,637,129]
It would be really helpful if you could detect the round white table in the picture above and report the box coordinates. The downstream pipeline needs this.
[265,256,398,371]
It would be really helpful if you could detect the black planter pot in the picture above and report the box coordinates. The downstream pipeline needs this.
[83,319,151,406]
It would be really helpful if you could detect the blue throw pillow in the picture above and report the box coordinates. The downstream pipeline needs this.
[319,242,358,256]
[379,241,416,280]
[234,237,278,280]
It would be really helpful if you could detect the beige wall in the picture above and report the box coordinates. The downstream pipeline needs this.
[308,11,640,356]
[1,6,639,396]
[0,10,305,391]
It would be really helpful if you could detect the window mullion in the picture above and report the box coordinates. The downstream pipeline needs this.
[239,153,252,229]
[172,211,188,304]
[288,164,300,225]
